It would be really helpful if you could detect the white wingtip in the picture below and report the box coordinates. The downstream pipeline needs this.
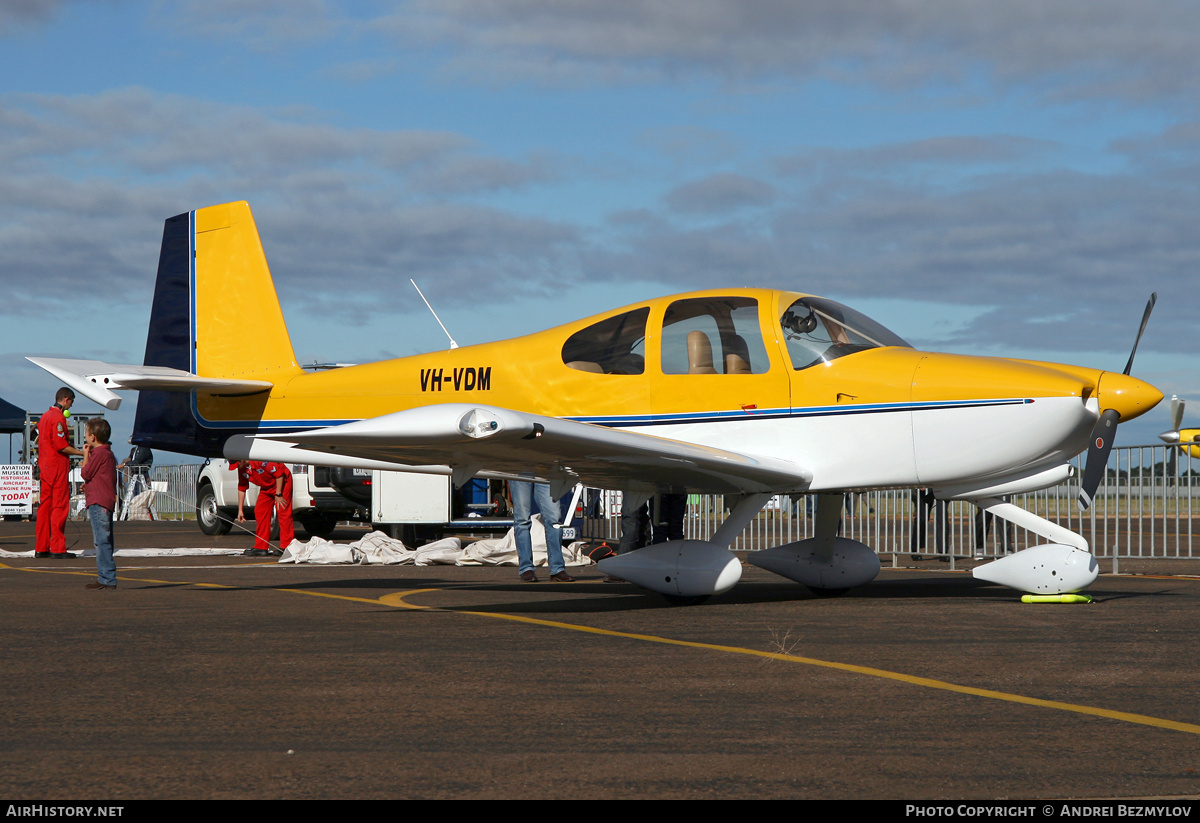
[26,357,122,410]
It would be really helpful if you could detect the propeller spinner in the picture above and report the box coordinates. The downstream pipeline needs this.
[1158,395,1187,444]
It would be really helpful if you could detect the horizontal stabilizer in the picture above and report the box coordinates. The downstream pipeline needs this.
[27,357,272,411]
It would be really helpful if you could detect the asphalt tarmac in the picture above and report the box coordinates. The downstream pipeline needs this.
[2,520,1200,800]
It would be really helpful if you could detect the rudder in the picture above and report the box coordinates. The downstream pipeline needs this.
[193,202,300,380]
[132,201,299,456]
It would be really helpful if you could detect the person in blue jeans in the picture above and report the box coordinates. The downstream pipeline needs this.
[510,479,572,582]
[81,417,118,591]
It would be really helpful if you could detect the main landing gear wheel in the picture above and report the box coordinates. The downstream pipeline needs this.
[299,512,339,538]
[661,593,711,606]
[806,587,850,598]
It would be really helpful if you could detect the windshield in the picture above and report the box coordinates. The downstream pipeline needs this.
[780,297,911,370]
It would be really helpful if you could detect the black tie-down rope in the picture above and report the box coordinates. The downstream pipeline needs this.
[120,483,292,553]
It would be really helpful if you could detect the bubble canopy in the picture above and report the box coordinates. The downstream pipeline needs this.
[780,296,913,370]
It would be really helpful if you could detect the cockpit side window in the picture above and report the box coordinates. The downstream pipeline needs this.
[781,297,911,370]
[661,297,769,375]
[562,307,648,374]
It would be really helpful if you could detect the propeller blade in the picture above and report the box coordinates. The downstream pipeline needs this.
[1170,395,1185,432]
[1079,408,1120,511]
[1122,292,1157,376]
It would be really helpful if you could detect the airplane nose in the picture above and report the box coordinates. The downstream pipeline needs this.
[1097,371,1163,422]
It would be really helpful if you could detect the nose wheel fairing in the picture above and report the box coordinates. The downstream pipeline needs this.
[972,545,1099,594]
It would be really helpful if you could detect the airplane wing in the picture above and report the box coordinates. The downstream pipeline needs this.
[254,403,812,498]
[26,357,272,410]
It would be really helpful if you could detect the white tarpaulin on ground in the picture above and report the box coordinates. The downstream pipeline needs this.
[0,548,248,558]
[280,514,590,566]
[2,514,592,564]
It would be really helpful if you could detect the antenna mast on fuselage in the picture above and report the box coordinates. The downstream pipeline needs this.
[410,279,459,350]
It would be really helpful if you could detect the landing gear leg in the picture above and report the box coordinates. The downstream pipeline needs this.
[711,493,774,547]
[969,496,1086,550]
[597,492,770,602]
[803,493,852,596]
[968,496,1098,593]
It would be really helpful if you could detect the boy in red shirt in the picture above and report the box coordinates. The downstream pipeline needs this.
[81,417,118,590]
[235,460,294,557]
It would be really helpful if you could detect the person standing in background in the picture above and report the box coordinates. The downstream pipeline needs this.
[35,387,83,559]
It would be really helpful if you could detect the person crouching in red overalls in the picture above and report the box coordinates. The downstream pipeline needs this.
[234,460,294,557]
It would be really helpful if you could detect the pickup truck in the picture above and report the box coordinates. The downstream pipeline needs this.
[195,459,359,538]
[196,460,564,545]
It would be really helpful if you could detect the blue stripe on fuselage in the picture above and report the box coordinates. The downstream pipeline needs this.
[187,397,1033,435]
[570,398,1031,427]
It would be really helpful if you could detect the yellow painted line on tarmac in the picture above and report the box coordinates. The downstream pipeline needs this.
[377,589,1200,738]
[273,587,419,607]
[0,561,244,589]
[7,561,1200,736]
[0,560,426,606]
[0,563,96,579]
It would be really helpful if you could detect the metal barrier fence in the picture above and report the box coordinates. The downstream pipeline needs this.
[575,445,1198,566]
[146,464,198,520]
[145,446,1197,561]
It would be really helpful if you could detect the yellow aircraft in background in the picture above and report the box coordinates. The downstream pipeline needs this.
[1159,396,1200,458]
[29,202,1163,602]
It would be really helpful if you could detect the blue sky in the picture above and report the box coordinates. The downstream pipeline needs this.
[3,0,1200,460]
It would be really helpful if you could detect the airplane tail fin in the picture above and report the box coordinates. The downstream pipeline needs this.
[189,201,300,379]
[132,201,302,455]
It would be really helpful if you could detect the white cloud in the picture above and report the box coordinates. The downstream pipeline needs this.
[581,130,1200,356]
[0,89,581,321]
[0,0,76,35]
[376,1,1200,104]
[665,173,776,215]
[157,0,347,49]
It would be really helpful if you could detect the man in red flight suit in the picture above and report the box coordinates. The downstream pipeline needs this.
[235,460,294,557]
[36,388,84,559]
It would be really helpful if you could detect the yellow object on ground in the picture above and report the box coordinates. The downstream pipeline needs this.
[1020,593,1094,604]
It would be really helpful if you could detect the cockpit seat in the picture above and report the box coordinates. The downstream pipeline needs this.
[566,360,605,374]
[725,334,752,374]
[687,331,719,375]
[608,353,644,375]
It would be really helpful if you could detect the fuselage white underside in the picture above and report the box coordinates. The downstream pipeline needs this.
[626,395,1092,492]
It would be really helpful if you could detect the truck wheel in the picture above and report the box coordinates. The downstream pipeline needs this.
[197,485,232,535]
[299,512,339,538]
[381,524,442,546]
[373,523,412,543]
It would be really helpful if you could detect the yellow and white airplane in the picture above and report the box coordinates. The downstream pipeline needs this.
[29,202,1163,602]
[1159,396,1200,458]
